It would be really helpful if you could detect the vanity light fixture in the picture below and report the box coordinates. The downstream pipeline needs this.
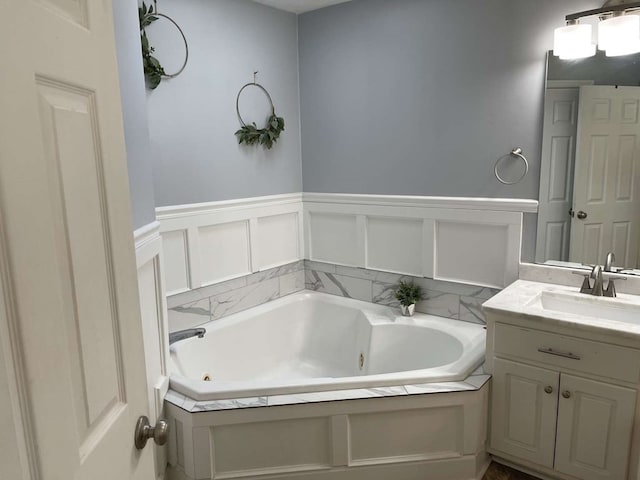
[554,0,640,59]
[553,20,596,59]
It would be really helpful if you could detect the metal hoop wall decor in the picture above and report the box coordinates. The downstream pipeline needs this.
[494,147,529,185]
[153,13,189,78]
[139,0,188,89]
[234,72,285,150]
[235,80,275,127]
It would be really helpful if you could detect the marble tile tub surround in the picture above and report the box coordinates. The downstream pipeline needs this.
[167,260,305,332]
[305,260,499,324]
[167,259,499,332]
[165,364,491,413]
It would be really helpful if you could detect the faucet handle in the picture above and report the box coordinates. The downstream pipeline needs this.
[579,275,592,294]
[604,279,617,298]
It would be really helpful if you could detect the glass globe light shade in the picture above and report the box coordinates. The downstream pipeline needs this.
[554,23,596,59]
[599,14,640,56]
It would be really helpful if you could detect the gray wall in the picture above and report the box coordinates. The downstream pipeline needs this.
[146,0,302,207]
[298,0,599,199]
[112,0,157,229]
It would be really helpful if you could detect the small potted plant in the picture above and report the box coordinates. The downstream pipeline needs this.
[394,280,424,317]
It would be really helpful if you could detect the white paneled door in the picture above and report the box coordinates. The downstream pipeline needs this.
[536,88,579,263]
[0,1,155,480]
[571,85,640,266]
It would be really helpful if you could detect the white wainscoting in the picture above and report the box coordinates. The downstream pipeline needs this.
[134,221,170,480]
[157,194,304,296]
[166,386,489,480]
[304,193,538,289]
[158,193,538,295]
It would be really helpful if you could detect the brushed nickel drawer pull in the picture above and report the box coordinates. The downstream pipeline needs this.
[537,347,581,360]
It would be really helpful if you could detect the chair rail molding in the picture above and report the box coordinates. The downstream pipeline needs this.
[302,192,539,213]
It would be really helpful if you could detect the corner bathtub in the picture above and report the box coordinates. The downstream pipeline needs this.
[169,291,486,401]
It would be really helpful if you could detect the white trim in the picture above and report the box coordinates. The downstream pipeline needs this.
[156,193,303,220]
[134,220,161,250]
[302,192,538,213]
[134,221,162,269]
[134,221,170,480]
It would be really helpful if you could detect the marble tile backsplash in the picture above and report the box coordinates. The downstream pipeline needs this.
[305,260,499,323]
[167,261,305,332]
[167,259,500,332]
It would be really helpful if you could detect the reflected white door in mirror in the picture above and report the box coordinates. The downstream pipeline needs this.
[571,86,640,267]
[537,85,640,268]
[536,52,640,274]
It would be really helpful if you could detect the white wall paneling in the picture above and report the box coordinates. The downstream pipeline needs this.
[157,194,304,295]
[162,230,190,294]
[304,193,537,289]
[135,221,170,479]
[199,221,251,285]
[159,193,537,294]
[166,386,489,480]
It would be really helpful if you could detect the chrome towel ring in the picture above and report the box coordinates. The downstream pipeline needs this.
[494,147,529,185]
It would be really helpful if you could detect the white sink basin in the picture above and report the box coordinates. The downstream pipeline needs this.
[530,290,640,324]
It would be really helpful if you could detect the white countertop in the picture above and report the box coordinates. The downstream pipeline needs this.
[483,280,640,341]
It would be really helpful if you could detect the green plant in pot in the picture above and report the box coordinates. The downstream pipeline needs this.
[394,281,424,317]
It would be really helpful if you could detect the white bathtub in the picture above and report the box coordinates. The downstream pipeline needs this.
[169,291,486,401]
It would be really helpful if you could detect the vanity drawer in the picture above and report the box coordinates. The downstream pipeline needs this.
[494,323,640,384]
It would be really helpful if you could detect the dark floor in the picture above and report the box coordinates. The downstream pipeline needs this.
[482,462,541,480]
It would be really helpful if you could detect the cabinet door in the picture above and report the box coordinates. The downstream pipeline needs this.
[555,374,636,480]
[490,358,560,467]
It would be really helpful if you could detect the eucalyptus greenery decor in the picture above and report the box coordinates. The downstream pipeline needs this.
[235,114,285,150]
[139,2,165,89]
[394,280,424,307]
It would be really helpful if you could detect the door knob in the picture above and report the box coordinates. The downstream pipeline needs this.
[562,390,571,399]
[544,386,553,394]
[576,211,588,220]
[134,415,169,449]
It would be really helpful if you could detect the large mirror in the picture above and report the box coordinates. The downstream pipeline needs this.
[535,50,640,274]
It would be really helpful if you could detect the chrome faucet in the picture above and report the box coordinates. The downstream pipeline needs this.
[169,328,206,345]
[591,264,604,296]
[578,252,620,297]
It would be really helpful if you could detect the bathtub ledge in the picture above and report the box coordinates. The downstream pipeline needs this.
[168,364,491,413]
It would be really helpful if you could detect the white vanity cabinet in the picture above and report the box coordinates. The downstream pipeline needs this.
[487,319,640,480]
